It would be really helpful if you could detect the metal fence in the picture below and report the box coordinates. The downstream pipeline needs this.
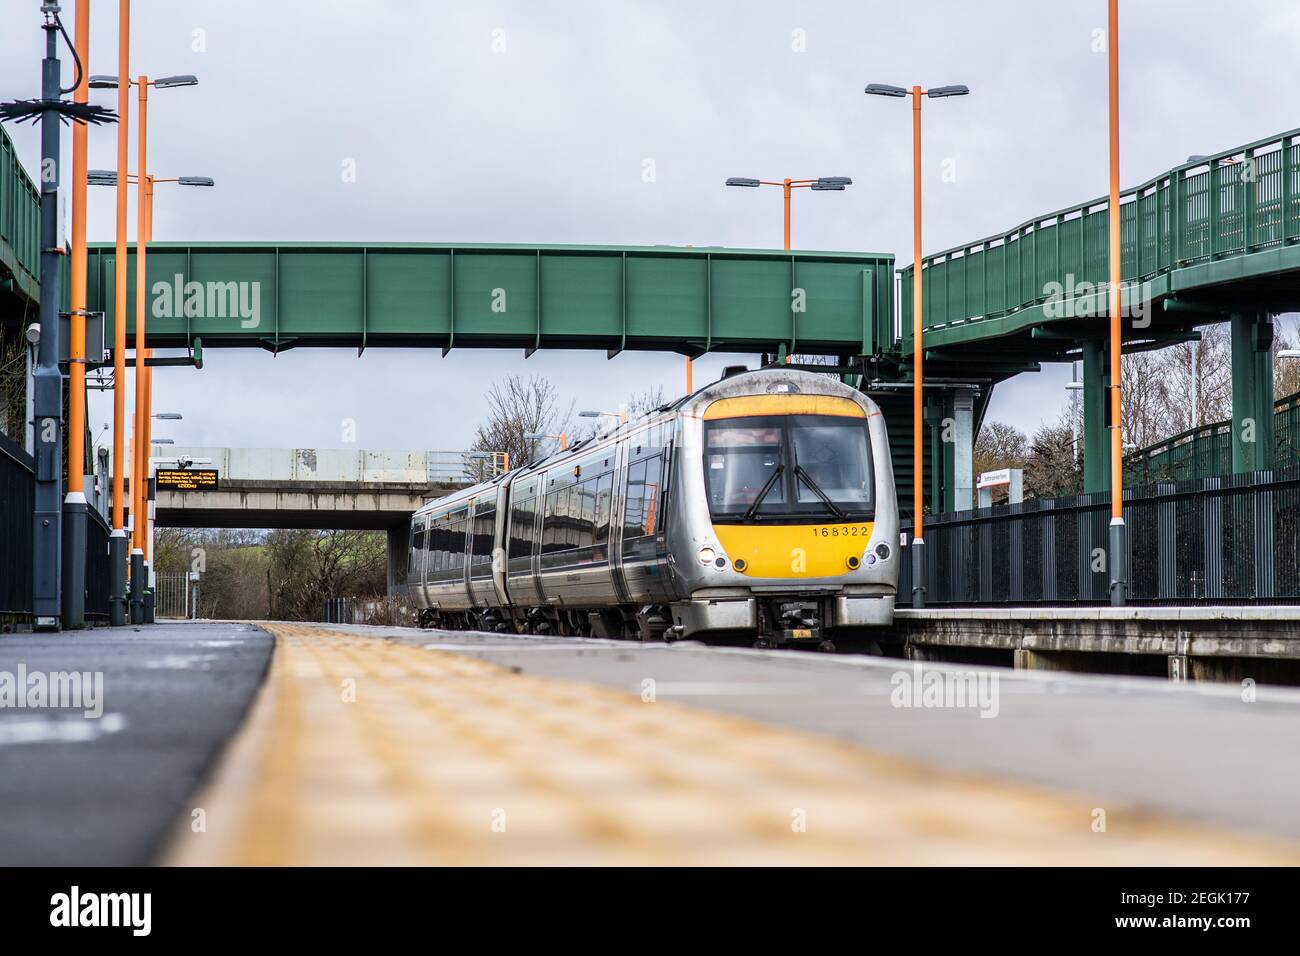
[321,597,354,624]
[85,508,111,619]
[900,465,1300,605]
[1125,391,1300,485]
[155,572,197,619]
[0,432,34,621]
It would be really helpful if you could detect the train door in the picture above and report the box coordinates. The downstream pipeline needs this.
[608,439,632,604]
[407,515,428,603]
[468,495,497,608]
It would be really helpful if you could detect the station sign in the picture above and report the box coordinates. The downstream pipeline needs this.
[156,469,219,491]
[977,468,1013,489]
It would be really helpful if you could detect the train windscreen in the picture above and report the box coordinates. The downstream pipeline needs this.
[704,414,873,521]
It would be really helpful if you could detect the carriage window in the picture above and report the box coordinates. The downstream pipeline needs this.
[509,498,535,559]
[594,473,614,544]
[623,454,663,539]
[471,505,495,570]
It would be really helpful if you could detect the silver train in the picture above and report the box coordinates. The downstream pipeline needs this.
[407,368,898,647]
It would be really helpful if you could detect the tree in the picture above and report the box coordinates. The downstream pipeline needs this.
[468,374,573,478]
[1275,324,1300,401]
[973,420,1028,478]
[1023,414,1082,499]
[265,528,387,620]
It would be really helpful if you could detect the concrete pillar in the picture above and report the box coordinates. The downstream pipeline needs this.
[1082,340,1110,493]
[1230,311,1275,473]
[951,390,974,511]
[387,522,410,596]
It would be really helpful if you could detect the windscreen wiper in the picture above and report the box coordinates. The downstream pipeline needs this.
[794,465,847,520]
[743,465,784,522]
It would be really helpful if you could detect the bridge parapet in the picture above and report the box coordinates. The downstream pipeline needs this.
[151,446,484,486]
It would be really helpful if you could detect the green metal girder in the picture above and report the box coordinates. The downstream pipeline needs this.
[0,124,40,304]
[82,242,893,356]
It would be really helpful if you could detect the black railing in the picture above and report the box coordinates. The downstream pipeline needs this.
[85,508,111,619]
[1124,390,1300,485]
[0,431,34,622]
[900,466,1300,605]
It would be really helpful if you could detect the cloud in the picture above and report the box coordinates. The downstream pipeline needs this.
[3,0,1296,449]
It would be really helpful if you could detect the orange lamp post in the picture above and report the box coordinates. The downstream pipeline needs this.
[725,175,852,365]
[87,68,199,622]
[1106,0,1127,605]
[865,82,969,608]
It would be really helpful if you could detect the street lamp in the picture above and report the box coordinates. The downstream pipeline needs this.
[579,409,629,425]
[865,80,970,609]
[87,158,209,624]
[524,431,569,450]
[88,66,201,625]
[724,175,854,251]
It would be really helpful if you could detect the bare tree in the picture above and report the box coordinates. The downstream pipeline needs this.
[265,528,387,621]
[1274,323,1300,400]
[469,375,574,476]
[1023,413,1082,499]
[973,420,1028,477]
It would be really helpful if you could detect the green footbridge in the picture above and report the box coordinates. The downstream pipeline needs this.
[3,124,1299,517]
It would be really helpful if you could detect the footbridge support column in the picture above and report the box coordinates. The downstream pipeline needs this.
[1082,340,1111,493]
[1230,311,1275,473]
[387,522,410,597]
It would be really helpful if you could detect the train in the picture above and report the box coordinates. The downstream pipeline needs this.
[406,366,898,649]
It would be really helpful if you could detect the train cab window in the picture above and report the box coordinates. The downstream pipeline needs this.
[791,421,874,514]
[703,419,786,516]
[704,414,873,521]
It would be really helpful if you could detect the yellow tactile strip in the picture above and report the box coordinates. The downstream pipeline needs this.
[164,623,1299,865]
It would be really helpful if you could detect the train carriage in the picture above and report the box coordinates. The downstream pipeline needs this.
[409,367,898,647]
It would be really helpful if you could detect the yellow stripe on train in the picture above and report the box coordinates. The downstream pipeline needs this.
[713,523,875,578]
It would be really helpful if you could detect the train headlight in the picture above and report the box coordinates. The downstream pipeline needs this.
[874,543,892,561]
[698,546,717,566]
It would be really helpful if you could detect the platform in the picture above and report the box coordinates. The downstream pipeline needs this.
[164,622,1300,865]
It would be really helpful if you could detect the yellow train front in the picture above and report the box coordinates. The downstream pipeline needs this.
[407,367,898,648]
[669,368,898,649]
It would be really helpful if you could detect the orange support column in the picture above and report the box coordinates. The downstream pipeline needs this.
[109,0,132,625]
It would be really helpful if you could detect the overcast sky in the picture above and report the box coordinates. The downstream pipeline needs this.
[4,0,1299,453]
